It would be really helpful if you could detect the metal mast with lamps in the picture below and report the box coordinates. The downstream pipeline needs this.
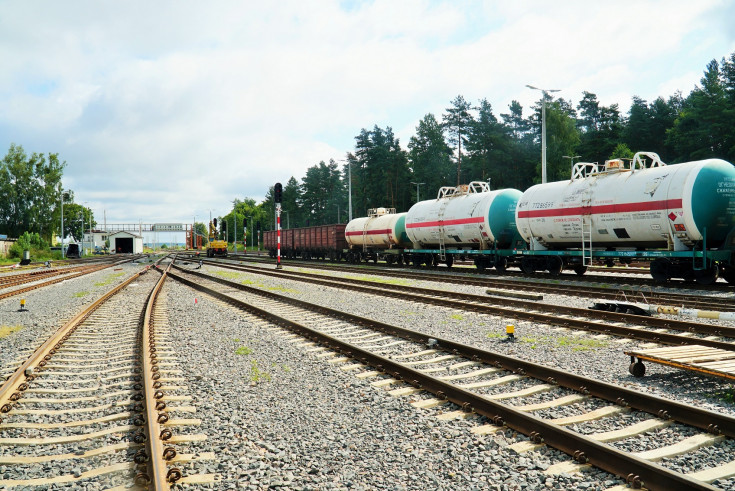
[526,85,560,183]
[410,181,425,203]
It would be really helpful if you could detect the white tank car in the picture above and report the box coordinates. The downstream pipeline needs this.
[405,182,522,249]
[515,152,735,250]
[345,208,410,249]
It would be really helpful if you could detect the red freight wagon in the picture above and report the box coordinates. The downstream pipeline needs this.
[264,224,347,261]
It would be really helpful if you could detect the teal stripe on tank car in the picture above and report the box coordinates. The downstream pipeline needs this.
[691,160,735,245]
[487,189,523,248]
[395,215,410,247]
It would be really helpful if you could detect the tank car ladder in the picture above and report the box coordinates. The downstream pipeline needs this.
[581,191,593,266]
[437,201,447,261]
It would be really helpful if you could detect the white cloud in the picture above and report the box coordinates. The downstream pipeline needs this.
[0,0,733,223]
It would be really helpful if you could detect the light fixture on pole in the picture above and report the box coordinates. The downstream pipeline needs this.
[59,186,65,258]
[410,181,425,202]
[562,155,581,178]
[526,84,560,184]
[339,158,352,221]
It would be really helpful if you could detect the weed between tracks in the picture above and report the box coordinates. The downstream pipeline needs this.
[485,331,609,351]
[93,272,125,287]
[73,291,90,298]
[0,325,23,338]
[239,278,299,294]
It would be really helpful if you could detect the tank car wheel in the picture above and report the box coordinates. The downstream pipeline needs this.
[572,265,587,276]
[474,258,486,271]
[444,255,453,268]
[397,255,404,266]
[694,264,719,285]
[629,361,645,378]
[385,255,395,266]
[520,257,535,275]
[605,258,614,268]
[546,256,563,276]
[650,259,671,283]
[494,256,507,273]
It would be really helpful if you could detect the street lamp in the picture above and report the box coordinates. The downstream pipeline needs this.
[410,181,425,202]
[340,158,352,221]
[59,186,66,258]
[563,155,581,179]
[526,84,560,183]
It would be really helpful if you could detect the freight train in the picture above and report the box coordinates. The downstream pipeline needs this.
[263,152,735,284]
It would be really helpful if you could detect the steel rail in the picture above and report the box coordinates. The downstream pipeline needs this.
[164,266,724,491]
[138,259,180,489]
[0,266,150,413]
[200,254,733,310]
[184,261,735,348]
[221,253,734,292]
[166,265,735,436]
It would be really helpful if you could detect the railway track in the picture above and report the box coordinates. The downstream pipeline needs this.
[0,255,147,302]
[0,258,214,488]
[214,254,734,311]
[164,258,735,490]
[180,259,735,353]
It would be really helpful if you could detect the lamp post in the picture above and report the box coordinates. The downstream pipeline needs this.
[340,158,352,221]
[563,155,581,179]
[410,181,425,203]
[247,215,252,253]
[526,85,560,183]
[59,186,65,258]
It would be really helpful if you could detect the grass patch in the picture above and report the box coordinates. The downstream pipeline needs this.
[711,389,735,404]
[349,275,412,286]
[215,271,242,280]
[0,325,23,339]
[450,314,463,321]
[249,359,271,383]
[556,336,609,351]
[486,332,505,339]
[94,272,126,287]
[235,346,253,356]
[267,286,300,294]
[73,291,90,298]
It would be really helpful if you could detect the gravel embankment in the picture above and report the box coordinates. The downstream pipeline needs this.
[0,259,155,373]
[227,263,735,418]
[165,279,623,490]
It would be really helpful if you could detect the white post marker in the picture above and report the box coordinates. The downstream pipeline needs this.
[276,203,282,269]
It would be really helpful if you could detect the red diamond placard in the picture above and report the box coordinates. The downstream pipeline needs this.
[668,212,677,221]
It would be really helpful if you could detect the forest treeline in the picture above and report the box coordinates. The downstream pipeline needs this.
[3,51,734,247]
[232,51,735,237]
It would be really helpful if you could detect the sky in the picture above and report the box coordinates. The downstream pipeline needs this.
[2,0,735,227]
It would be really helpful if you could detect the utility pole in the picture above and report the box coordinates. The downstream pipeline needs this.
[527,85,560,183]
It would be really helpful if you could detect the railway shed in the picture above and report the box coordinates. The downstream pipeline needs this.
[109,230,143,254]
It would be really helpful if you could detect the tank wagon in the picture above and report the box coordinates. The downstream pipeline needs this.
[404,182,523,269]
[344,208,410,264]
[515,152,735,283]
[264,224,347,261]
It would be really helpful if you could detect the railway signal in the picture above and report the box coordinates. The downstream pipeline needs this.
[275,182,282,269]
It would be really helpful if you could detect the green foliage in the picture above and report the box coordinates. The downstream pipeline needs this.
[8,232,48,258]
[240,49,735,232]
[248,359,271,383]
[609,143,634,160]
[0,144,65,241]
[408,113,454,201]
[0,325,23,339]
[235,346,253,355]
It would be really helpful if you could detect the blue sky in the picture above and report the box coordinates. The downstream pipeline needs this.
[1,0,734,225]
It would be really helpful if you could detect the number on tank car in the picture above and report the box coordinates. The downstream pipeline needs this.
[532,201,554,209]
